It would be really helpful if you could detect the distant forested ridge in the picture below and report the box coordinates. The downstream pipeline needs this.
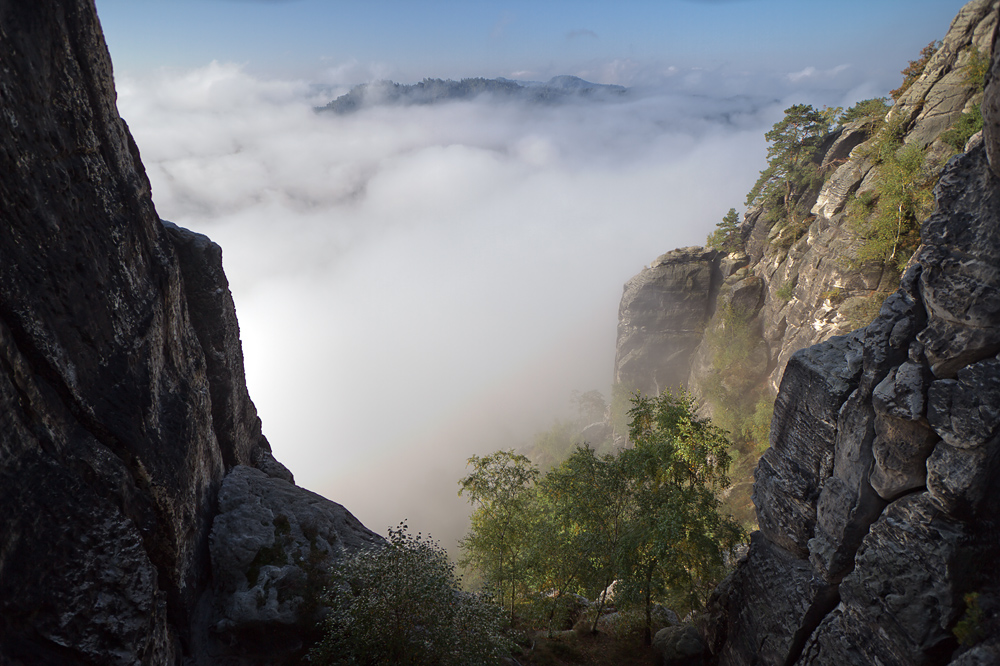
[318,75,628,113]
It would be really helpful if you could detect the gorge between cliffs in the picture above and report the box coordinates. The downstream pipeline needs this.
[2,0,1000,665]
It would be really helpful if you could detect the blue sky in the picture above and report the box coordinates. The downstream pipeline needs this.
[93,0,975,545]
[96,0,967,86]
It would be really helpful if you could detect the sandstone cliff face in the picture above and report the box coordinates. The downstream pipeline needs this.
[613,0,999,404]
[704,9,1000,664]
[614,247,725,397]
[0,2,379,664]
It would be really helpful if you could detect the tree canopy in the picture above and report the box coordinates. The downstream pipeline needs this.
[458,390,746,642]
[745,104,831,223]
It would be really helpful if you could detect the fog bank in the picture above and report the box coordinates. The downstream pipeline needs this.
[117,63,869,549]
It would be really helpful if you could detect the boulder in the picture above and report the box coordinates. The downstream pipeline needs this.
[653,625,706,665]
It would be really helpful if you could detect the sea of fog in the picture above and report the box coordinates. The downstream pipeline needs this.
[115,62,867,550]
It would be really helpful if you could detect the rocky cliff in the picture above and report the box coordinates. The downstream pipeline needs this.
[707,97,1000,666]
[0,2,379,664]
[613,1,1000,663]
[614,0,999,405]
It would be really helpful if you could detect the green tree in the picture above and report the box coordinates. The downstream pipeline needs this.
[572,389,608,424]
[854,142,935,271]
[311,523,508,666]
[841,97,890,132]
[891,41,940,101]
[745,104,831,223]
[540,445,634,633]
[458,450,539,623]
[620,391,745,629]
[706,208,742,253]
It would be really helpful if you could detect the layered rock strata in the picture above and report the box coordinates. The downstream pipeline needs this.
[0,1,379,664]
[706,25,1000,664]
[614,0,1000,403]
[614,247,725,396]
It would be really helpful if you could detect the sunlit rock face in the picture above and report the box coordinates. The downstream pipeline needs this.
[614,247,723,397]
[705,8,1000,661]
[0,1,378,664]
[611,0,1000,405]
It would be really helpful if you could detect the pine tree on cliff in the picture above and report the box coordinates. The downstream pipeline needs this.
[745,104,830,223]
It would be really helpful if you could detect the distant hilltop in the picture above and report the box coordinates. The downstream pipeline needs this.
[318,75,628,113]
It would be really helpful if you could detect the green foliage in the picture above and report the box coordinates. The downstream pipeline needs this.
[698,302,772,528]
[853,142,935,271]
[706,208,743,253]
[459,451,540,622]
[841,97,890,131]
[311,523,508,666]
[459,392,746,644]
[819,288,846,305]
[523,419,585,472]
[522,390,611,471]
[775,278,797,302]
[941,104,983,151]
[572,389,608,424]
[621,391,746,628]
[953,592,986,647]
[962,45,991,93]
[610,382,635,441]
[891,41,940,101]
[745,104,831,225]
[841,291,890,330]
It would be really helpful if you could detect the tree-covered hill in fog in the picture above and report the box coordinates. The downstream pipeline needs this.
[319,75,627,113]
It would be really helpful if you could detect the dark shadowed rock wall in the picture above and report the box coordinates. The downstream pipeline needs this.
[0,2,379,664]
[705,14,1000,664]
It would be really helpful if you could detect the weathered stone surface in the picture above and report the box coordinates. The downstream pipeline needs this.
[652,624,705,665]
[753,332,863,556]
[894,0,998,136]
[804,493,968,666]
[707,7,1000,662]
[615,247,721,395]
[204,466,381,665]
[811,124,873,219]
[707,532,837,666]
[163,221,288,478]
[916,146,1000,377]
[0,2,379,663]
[983,14,1000,176]
[927,356,1000,448]
[870,362,940,499]
[925,355,1000,516]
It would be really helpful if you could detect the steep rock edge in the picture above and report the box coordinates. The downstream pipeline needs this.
[703,13,1000,666]
[613,0,999,404]
[0,2,379,665]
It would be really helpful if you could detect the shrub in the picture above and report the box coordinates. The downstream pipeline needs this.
[953,592,986,647]
[776,278,796,302]
[891,41,940,101]
[853,143,934,271]
[707,208,743,253]
[819,288,846,305]
[841,292,890,330]
[841,98,890,131]
[941,104,983,151]
[962,45,990,93]
[311,523,509,666]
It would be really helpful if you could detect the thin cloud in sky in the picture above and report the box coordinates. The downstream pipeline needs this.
[567,29,599,41]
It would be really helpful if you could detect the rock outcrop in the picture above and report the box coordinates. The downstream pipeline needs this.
[704,10,1000,663]
[0,2,378,664]
[614,0,999,405]
[614,247,725,396]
